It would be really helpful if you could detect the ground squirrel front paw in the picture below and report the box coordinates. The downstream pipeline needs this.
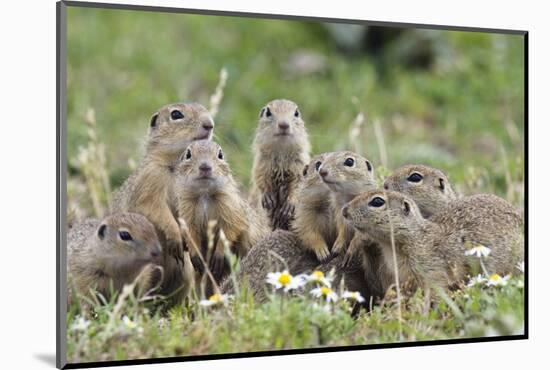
[314,245,331,263]
[261,192,276,210]
[190,254,205,274]
[209,253,226,281]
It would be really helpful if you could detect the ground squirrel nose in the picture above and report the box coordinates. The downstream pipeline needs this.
[319,168,328,177]
[383,183,389,190]
[278,121,290,130]
[342,206,349,219]
[202,121,214,131]
[199,162,212,173]
[151,249,160,258]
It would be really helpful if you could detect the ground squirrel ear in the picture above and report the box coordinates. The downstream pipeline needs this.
[403,201,411,216]
[438,178,445,191]
[97,224,107,240]
[365,160,373,172]
[150,113,159,128]
[302,164,309,177]
[259,108,265,118]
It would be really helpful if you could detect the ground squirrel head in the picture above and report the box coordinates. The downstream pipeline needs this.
[342,190,425,245]
[253,99,310,154]
[175,140,233,194]
[301,153,331,190]
[94,213,162,272]
[147,102,214,158]
[383,164,457,218]
[318,151,376,198]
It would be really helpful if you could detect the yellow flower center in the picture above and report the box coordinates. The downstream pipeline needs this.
[489,274,501,282]
[209,293,222,302]
[278,273,291,285]
[312,270,324,280]
[320,287,332,296]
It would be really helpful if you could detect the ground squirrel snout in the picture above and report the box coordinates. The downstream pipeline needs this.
[251,99,311,231]
[68,213,162,300]
[383,164,457,218]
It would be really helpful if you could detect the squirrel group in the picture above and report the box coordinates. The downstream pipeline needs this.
[68,99,524,310]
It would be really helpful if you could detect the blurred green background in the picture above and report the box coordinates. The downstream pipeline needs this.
[67,7,525,217]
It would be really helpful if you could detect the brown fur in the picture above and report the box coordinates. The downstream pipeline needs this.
[343,190,524,293]
[111,102,213,303]
[175,141,269,285]
[292,153,337,262]
[67,213,162,301]
[250,99,311,230]
[318,151,377,257]
[383,164,457,218]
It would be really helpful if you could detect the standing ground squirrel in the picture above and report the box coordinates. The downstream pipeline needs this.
[383,164,457,218]
[318,151,377,261]
[111,102,213,302]
[343,190,524,292]
[68,213,161,301]
[292,153,338,262]
[175,140,269,284]
[250,99,311,231]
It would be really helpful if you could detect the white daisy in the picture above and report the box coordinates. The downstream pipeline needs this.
[199,293,231,307]
[305,270,332,287]
[516,261,524,273]
[310,286,338,303]
[464,244,491,258]
[467,274,487,287]
[342,291,365,303]
[266,270,306,292]
[486,273,510,287]
[70,316,90,332]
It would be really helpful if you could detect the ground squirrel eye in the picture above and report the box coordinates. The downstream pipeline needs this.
[119,231,133,241]
[407,172,423,183]
[365,160,373,172]
[185,149,192,160]
[369,197,385,207]
[170,110,184,120]
[439,178,445,191]
[265,107,272,118]
[344,157,355,167]
[294,109,300,117]
[315,161,322,171]
[218,150,224,160]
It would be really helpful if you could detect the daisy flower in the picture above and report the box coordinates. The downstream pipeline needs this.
[266,270,305,292]
[310,286,338,303]
[199,293,231,307]
[464,244,491,258]
[70,316,90,332]
[486,273,510,287]
[467,274,487,287]
[342,291,365,303]
[305,270,332,287]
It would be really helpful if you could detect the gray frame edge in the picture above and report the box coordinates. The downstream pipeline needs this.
[56,1,68,369]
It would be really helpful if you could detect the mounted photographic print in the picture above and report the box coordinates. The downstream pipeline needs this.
[56,1,527,368]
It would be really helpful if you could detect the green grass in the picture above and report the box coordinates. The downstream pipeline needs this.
[67,276,524,363]
[65,6,525,364]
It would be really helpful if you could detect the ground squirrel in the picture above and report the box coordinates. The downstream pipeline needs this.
[68,213,162,301]
[111,102,213,301]
[250,99,311,231]
[175,140,269,285]
[292,153,338,262]
[342,190,524,292]
[318,151,377,261]
[383,164,457,218]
